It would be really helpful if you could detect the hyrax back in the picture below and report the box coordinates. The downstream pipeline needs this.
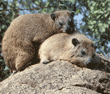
[39,33,95,67]
[2,10,74,73]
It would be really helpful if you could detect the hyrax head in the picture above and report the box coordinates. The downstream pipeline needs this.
[51,10,74,34]
[39,33,96,67]
[67,33,96,67]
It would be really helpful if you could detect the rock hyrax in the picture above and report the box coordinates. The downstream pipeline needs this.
[39,33,96,67]
[2,10,75,73]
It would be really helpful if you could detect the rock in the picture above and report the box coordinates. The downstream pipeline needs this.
[0,53,110,94]
[88,52,110,72]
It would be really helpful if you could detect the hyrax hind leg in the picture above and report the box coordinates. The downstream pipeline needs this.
[15,46,35,71]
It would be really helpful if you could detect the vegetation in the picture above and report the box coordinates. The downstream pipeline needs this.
[0,0,110,81]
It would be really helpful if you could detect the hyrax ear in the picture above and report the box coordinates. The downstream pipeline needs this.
[94,45,97,50]
[72,38,79,46]
[91,44,97,50]
[71,11,74,17]
[51,13,57,21]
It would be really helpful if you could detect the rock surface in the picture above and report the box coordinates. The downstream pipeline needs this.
[0,53,110,94]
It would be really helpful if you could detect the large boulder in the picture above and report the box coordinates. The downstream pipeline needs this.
[0,53,110,94]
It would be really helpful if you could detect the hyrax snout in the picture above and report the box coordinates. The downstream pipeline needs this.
[2,10,75,73]
[39,33,96,67]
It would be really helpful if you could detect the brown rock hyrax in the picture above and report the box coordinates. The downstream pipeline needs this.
[2,10,75,73]
[39,33,96,67]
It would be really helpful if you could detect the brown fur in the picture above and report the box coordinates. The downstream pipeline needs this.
[39,33,95,67]
[2,10,74,72]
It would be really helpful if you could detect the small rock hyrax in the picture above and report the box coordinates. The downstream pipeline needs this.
[39,33,96,67]
[2,10,75,73]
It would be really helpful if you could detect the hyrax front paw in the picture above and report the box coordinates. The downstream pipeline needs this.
[41,59,50,64]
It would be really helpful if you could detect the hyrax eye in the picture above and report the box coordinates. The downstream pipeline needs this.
[59,21,63,26]
[81,50,86,55]
[72,38,79,46]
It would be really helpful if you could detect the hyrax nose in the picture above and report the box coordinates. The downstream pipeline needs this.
[81,50,86,55]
